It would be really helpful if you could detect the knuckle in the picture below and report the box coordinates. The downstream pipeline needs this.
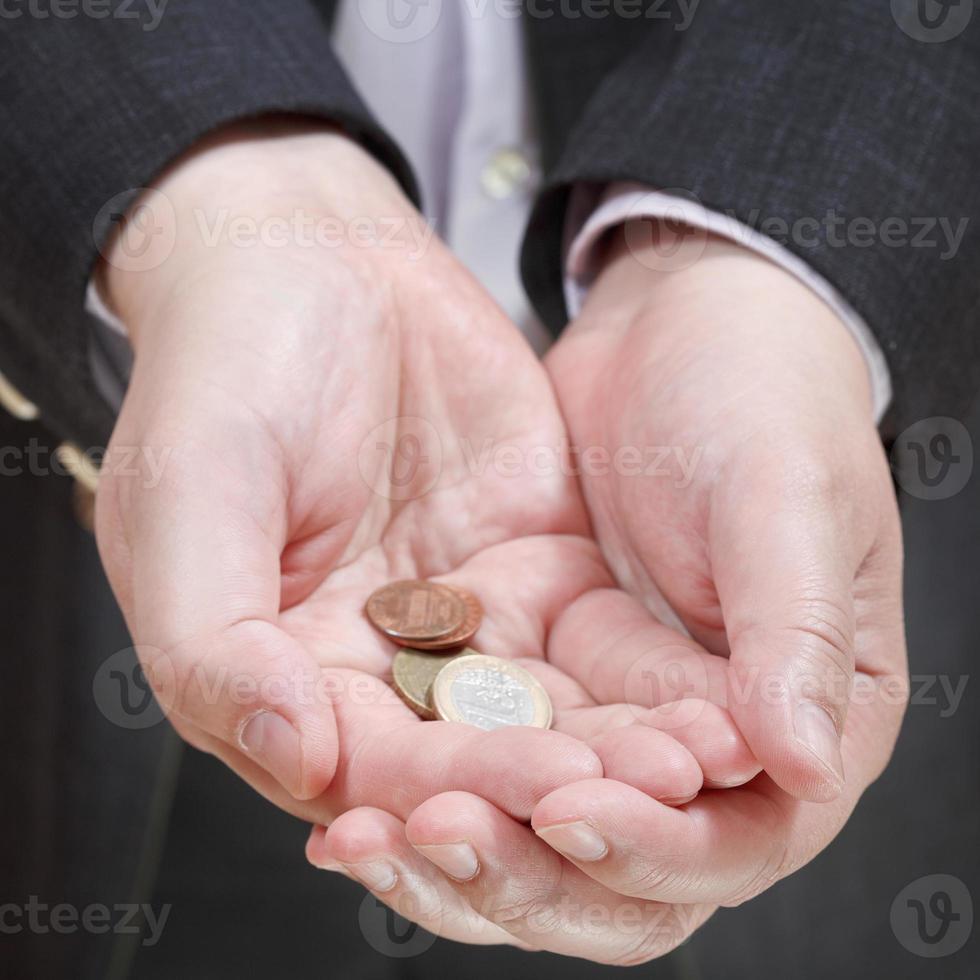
[791,594,855,660]
[130,642,186,719]
[617,860,698,902]
[777,452,851,510]
[156,620,303,732]
[161,642,214,720]
[387,886,444,927]
[479,872,573,939]
[784,598,856,709]
[735,591,856,714]
[486,897,565,946]
[732,444,850,512]
[484,891,555,930]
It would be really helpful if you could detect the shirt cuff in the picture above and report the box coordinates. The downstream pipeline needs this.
[85,279,132,415]
[563,183,893,424]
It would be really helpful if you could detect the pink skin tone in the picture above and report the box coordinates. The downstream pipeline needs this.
[97,121,907,964]
[307,231,907,963]
[97,123,758,831]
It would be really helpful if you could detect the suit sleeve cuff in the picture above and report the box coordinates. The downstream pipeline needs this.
[564,183,893,424]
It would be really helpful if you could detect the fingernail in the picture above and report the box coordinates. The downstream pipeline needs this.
[414,842,480,881]
[535,822,607,861]
[660,792,698,806]
[793,701,845,784]
[342,861,398,893]
[239,711,302,794]
[704,777,752,790]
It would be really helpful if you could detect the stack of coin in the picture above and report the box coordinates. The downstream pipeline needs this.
[364,579,552,731]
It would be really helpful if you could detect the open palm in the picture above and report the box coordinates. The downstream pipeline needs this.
[96,178,745,842]
[307,234,907,965]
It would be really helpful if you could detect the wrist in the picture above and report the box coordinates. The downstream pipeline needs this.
[577,225,875,423]
[99,118,411,350]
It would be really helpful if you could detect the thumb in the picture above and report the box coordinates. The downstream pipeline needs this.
[97,431,338,802]
[711,474,862,802]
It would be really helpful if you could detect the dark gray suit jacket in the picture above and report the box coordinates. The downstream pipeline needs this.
[0,1,979,445]
[1,2,977,978]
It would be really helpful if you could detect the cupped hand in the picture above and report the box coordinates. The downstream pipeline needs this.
[95,126,746,837]
[308,229,910,965]
[545,227,908,803]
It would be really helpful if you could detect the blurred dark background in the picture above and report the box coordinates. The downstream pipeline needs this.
[1,401,976,980]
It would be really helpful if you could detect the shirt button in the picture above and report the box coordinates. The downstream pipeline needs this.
[480,148,533,200]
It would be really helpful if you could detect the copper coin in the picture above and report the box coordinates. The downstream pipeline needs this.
[431,654,553,731]
[366,580,466,641]
[392,647,476,719]
[407,586,482,650]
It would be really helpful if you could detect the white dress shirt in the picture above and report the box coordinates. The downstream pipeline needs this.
[90,0,891,420]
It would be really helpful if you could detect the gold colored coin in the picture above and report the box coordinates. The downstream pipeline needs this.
[365,580,466,642]
[431,654,553,731]
[392,647,476,719]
